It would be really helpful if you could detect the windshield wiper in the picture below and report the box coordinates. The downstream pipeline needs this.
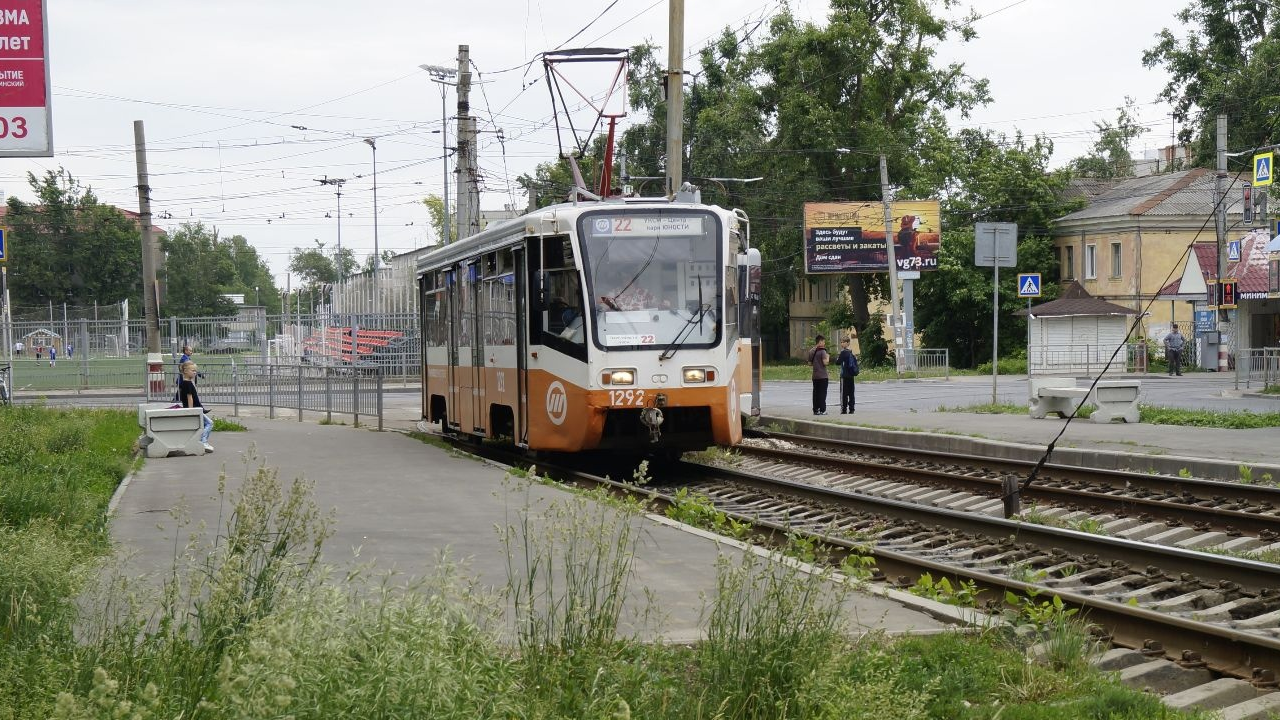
[659,303,711,360]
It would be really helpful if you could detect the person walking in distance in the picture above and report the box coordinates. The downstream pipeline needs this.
[178,360,214,453]
[48,344,56,368]
[835,337,860,414]
[808,334,830,415]
[1164,323,1186,376]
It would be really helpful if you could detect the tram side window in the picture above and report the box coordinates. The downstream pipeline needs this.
[423,288,447,347]
[458,264,475,347]
[483,273,516,345]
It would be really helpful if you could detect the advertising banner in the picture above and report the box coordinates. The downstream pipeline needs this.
[804,200,941,274]
[0,0,50,157]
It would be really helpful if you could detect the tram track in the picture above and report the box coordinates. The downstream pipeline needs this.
[435,429,1280,684]
[741,432,1280,542]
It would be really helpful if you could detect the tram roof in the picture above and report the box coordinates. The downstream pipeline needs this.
[415,197,725,275]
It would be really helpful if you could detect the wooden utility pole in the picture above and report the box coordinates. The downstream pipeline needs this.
[134,120,165,396]
[665,0,685,197]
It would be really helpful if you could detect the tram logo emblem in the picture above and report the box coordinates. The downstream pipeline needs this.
[545,381,568,425]
[593,218,611,234]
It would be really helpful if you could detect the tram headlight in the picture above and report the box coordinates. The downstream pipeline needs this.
[682,367,707,383]
[601,369,635,386]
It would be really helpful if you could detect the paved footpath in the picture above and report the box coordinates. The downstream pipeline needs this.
[112,417,959,642]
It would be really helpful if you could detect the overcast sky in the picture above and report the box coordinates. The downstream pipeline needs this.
[5,0,1187,287]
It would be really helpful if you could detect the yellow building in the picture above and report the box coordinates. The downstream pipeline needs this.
[1052,168,1247,341]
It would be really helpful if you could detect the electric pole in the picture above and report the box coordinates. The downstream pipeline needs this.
[880,154,903,374]
[455,45,480,240]
[315,177,346,279]
[665,0,685,197]
[1215,114,1229,372]
[134,120,164,397]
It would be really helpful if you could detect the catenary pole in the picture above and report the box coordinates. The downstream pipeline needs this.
[665,0,685,197]
[134,121,165,398]
[879,154,903,374]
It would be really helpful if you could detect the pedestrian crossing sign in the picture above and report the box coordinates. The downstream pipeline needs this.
[1017,272,1041,297]
[1228,239,1241,261]
[1255,151,1274,187]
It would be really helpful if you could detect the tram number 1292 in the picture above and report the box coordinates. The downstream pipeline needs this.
[609,389,646,407]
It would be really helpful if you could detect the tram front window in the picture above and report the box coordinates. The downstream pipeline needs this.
[580,211,722,351]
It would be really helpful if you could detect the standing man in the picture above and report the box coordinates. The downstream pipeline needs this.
[48,344,56,368]
[1163,323,1185,376]
[808,334,830,415]
[836,337,860,414]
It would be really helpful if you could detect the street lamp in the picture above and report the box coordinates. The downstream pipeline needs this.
[420,63,457,244]
[255,286,259,306]
[364,138,380,311]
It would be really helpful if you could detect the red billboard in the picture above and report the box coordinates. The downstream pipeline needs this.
[0,0,50,157]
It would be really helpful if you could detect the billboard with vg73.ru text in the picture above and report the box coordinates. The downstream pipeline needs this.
[804,200,941,274]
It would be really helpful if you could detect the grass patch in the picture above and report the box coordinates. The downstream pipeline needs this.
[1262,384,1280,395]
[211,417,246,432]
[1,409,1211,719]
[941,401,1280,429]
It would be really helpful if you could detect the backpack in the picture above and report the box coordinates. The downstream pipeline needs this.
[843,352,860,377]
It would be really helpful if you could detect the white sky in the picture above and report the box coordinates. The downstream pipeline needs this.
[4,0,1186,287]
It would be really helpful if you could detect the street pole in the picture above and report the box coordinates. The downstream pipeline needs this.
[879,154,903,374]
[134,120,165,398]
[315,177,347,280]
[420,63,457,244]
[1214,114,1229,373]
[365,137,380,312]
[665,0,685,197]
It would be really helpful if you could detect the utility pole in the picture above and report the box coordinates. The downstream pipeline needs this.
[1214,114,1229,373]
[134,120,164,398]
[455,45,480,240]
[879,154,903,374]
[315,177,346,279]
[665,0,685,197]
[421,64,457,244]
[364,137,380,311]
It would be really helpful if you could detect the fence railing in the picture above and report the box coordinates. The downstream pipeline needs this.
[1236,347,1280,389]
[898,349,950,379]
[148,360,385,430]
[1029,343,1148,375]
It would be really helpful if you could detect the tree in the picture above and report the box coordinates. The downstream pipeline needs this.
[223,234,280,310]
[1067,99,1150,178]
[1143,1,1278,164]
[621,2,991,346]
[422,194,456,243]
[362,249,397,273]
[5,168,144,307]
[910,127,1081,367]
[289,240,356,292]
[159,223,237,316]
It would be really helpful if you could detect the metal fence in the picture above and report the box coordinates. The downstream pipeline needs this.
[1030,343,1149,375]
[1237,347,1280,389]
[152,360,386,430]
[899,349,950,379]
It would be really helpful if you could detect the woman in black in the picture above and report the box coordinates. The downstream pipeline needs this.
[178,361,214,453]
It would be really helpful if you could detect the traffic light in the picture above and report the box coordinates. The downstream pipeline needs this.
[1244,185,1254,223]
[1220,280,1238,307]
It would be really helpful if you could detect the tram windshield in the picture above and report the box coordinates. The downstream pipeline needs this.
[579,210,721,351]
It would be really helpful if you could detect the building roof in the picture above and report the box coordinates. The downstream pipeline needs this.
[1156,242,1218,298]
[1055,168,1247,224]
[1226,229,1274,299]
[1015,281,1137,317]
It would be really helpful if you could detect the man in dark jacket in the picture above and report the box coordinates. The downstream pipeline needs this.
[836,337,859,413]
[808,335,830,415]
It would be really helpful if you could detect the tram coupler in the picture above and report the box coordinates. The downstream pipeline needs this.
[639,406,664,443]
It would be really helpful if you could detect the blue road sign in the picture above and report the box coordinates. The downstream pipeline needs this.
[0,227,6,262]
[1256,151,1274,187]
[1228,239,1241,261]
[1194,310,1214,333]
[1016,272,1041,297]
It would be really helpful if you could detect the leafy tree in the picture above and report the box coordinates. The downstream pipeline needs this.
[1067,98,1150,178]
[362,249,397,273]
[1143,1,1278,164]
[422,194,456,243]
[159,223,237,316]
[5,168,143,307]
[289,240,354,292]
[223,234,280,310]
[910,127,1080,367]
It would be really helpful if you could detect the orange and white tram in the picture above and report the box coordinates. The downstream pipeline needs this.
[417,194,761,455]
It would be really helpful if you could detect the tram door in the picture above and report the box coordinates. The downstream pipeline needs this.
[468,260,486,434]
[514,247,530,446]
[446,266,462,432]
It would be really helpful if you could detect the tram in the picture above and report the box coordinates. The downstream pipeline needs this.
[417,188,761,455]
